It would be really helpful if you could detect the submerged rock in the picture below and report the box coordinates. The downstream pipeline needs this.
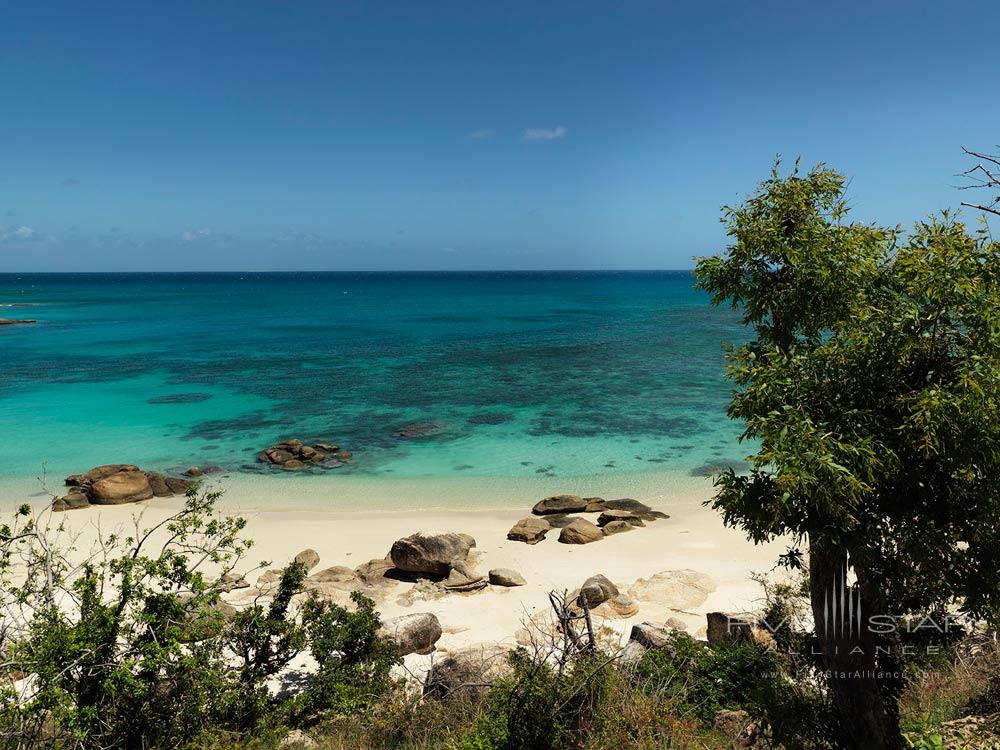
[0,318,36,326]
[396,421,447,439]
[257,439,350,470]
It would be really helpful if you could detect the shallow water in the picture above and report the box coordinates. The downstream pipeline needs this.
[0,272,750,495]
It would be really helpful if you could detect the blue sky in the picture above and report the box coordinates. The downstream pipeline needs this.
[1,1,998,271]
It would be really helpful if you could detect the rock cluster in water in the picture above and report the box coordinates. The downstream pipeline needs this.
[53,464,196,511]
[507,494,668,545]
[256,439,352,470]
[0,318,36,326]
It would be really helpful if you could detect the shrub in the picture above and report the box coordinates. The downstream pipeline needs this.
[0,490,398,749]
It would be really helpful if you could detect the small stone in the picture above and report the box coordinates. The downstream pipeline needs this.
[488,568,526,587]
[597,509,644,527]
[184,466,204,477]
[601,520,636,535]
[507,516,550,544]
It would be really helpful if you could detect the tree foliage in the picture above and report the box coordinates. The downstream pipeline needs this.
[695,160,1000,747]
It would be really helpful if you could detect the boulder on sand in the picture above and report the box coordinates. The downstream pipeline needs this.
[558,518,603,545]
[293,548,321,572]
[507,516,551,545]
[424,646,510,700]
[706,612,760,645]
[488,568,526,587]
[381,612,442,656]
[601,520,636,535]
[55,464,193,510]
[389,532,476,577]
[89,470,154,504]
[597,509,644,527]
[599,498,669,522]
[532,494,589,515]
[51,492,90,512]
[574,574,639,618]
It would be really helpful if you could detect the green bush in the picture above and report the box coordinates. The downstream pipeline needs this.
[0,491,398,750]
[457,649,610,750]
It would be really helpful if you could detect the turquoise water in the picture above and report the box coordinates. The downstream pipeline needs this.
[0,272,748,484]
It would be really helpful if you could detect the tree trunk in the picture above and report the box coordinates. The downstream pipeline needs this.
[808,537,903,750]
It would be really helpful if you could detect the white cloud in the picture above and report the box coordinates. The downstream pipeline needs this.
[181,227,212,242]
[522,126,567,142]
[467,128,495,140]
[0,225,35,242]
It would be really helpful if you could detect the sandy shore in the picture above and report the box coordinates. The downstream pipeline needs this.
[29,470,788,672]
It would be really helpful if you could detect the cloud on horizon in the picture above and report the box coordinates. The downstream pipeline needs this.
[522,126,566,141]
[466,128,495,140]
[0,225,36,242]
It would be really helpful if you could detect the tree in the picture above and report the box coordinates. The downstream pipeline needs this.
[960,146,1000,218]
[695,161,1000,749]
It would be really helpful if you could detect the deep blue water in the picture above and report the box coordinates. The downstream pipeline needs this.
[0,272,748,480]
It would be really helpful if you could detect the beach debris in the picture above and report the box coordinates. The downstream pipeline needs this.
[52,464,195,511]
[293,548,321,572]
[0,318,37,326]
[506,516,551,544]
[381,612,442,655]
[488,568,526,587]
[389,532,476,577]
[424,645,510,701]
[557,518,603,544]
[256,438,352,470]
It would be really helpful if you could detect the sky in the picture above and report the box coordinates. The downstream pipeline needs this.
[1,1,998,272]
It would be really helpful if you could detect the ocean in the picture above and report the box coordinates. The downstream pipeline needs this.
[0,271,749,496]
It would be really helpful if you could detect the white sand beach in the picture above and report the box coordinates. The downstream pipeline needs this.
[26,469,789,674]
